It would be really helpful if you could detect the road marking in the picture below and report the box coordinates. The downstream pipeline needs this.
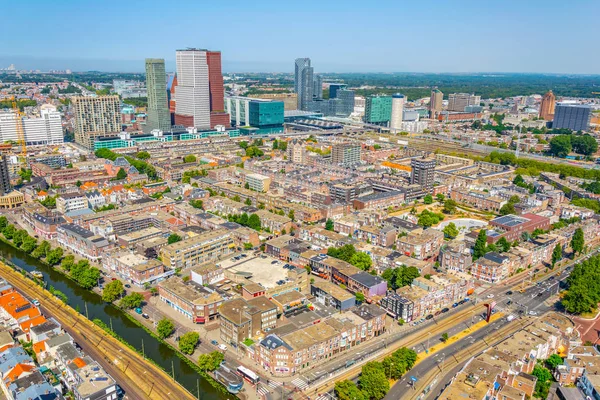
[292,378,309,390]
[257,385,269,397]
[268,380,283,389]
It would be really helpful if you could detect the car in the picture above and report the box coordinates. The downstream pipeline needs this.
[425,314,434,320]
[135,307,142,314]
[32,299,40,306]
[506,291,513,295]
[99,284,104,289]
[271,260,278,264]
[434,310,442,316]
[487,294,495,299]
[537,292,544,297]
[441,308,449,313]
[506,300,512,305]
[111,278,117,281]
[218,344,228,351]
[125,284,131,288]
[260,255,267,259]
[452,303,459,308]
[211,340,219,346]
[529,311,538,316]
[240,254,247,258]
[142,313,149,319]
[548,276,555,281]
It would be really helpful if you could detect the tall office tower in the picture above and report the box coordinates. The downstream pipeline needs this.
[72,96,121,149]
[167,74,177,125]
[447,93,481,112]
[539,90,556,121]
[390,93,405,131]
[175,49,229,129]
[553,103,592,131]
[0,104,63,145]
[429,89,443,118]
[329,84,347,99]
[206,51,230,128]
[410,157,436,189]
[364,95,392,125]
[145,58,171,132]
[313,75,323,100]
[331,143,361,166]
[294,58,313,110]
[0,155,10,196]
[337,90,355,117]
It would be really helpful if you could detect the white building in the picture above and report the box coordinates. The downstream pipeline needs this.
[224,96,251,127]
[175,49,210,129]
[390,94,405,131]
[0,105,63,146]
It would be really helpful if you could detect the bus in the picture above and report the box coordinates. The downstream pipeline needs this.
[237,366,260,384]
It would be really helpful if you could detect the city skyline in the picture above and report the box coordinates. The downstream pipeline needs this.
[2,0,600,74]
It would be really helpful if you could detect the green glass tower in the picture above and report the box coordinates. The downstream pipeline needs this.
[145,58,171,132]
[364,95,392,124]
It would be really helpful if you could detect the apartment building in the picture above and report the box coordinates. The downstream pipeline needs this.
[21,204,65,240]
[380,293,414,322]
[102,251,169,287]
[245,173,271,192]
[72,96,121,149]
[397,228,444,260]
[255,210,293,234]
[310,281,355,311]
[439,241,473,272]
[56,193,88,214]
[57,224,112,262]
[158,276,225,324]
[450,188,505,213]
[471,252,511,283]
[219,296,277,345]
[160,229,234,270]
[488,214,551,243]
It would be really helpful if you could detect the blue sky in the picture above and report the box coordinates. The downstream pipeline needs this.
[2,0,599,73]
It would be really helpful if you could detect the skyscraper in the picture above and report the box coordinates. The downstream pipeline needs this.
[145,58,171,132]
[331,143,361,166]
[0,104,63,145]
[364,95,392,125]
[329,84,347,99]
[174,49,229,129]
[553,103,592,131]
[337,90,355,117]
[313,75,323,100]
[0,155,11,196]
[72,96,121,149]
[429,89,443,118]
[539,90,556,121]
[410,157,436,190]
[294,58,313,111]
[390,94,405,131]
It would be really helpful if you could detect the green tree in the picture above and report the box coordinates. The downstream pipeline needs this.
[115,167,128,180]
[423,194,433,204]
[0,216,7,230]
[359,361,389,400]
[549,135,572,158]
[499,202,515,215]
[245,197,252,206]
[179,331,200,355]
[571,228,584,255]
[168,234,182,244]
[183,154,197,163]
[328,244,357,263]
[243,242,253,250]
[335,380,365,400]
[473,230,488,261]
[102,280,124,303]
[21,236,38,253]
[189,200,203,209]
[31,240,51,259]
[443,199,457,214]
[571,134,598,156]
[79,267,101,289]
[349,252,372,271]
[120,293,144,309]
[497,237,511,253]
[156,318,175,339]
[288,209,295,221]
[532,365,553,399]
[441,332,449,343]
[546,354,563,370]
[325,219,335,231]
[552,244,563,267]
[355,292,366,303]
[436,193,445,203]
[46,248,64,266]
[244,182,250,189]
[136,151,151,160]
[272,139,279,149]
[442,222,459,239]
[2,224,15,240]
[248,213,261,230]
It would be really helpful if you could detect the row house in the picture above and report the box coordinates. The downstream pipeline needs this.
[255,210,293,235]
[352,190,405,211]
[470,252,512,283]
[78,198,175,229]
[57,224,113,262]
[450,188,505,213]
[355,225,396,247]
[22,204,65,240]
[396,228,444,261]
[439,241,473,272]
[299,226,351,249]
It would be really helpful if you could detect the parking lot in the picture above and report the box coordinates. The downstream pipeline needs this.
[219,254,292,290]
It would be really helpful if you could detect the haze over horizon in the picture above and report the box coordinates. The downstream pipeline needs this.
[2,0,599,74]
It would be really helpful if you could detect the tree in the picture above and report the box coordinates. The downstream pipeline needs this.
[189,199,203,209]
[473,230,488,261]
[443,199,457,214]
[45,247,63,266]
[499,203,515,215]
[441,333,449,343]
[288,210,295,221]
[513,174,525,186]
[232,195,241,202]
[120,293,144,309]
[328,244,357,263]
[355,292,365,303]
[102,280,124,302]
[349,252,372,271]
[243,242,253,250]
[244,182,250,189]
[136,151,151,160]
[442,222,459,239]
[0,216,7,230]
[31,240,51,259]
[546,354,563,370]
[549,135,572,158]
[198,351,223,372]
[115,167,128,180]
[335,380,365,400]
[2,224,15,240]
[272,139,279,150]
[571,228,584,255]
[497,237,511,253]
[436,193,445,203]
[552,244,563,267]
[532,365,553,399]
[248,214,261,230]
[21,236,38,253]
[359,362,389,400]
[382,266,420,290]
[79,267,101,289]
[168,234,182,244]
[245,197,252,206]
[325,219,335,231]
[183,154,197,163]
[179,331,200,355]
[423,194,433,204]
[157,318,175,339]
[572,134,598,156]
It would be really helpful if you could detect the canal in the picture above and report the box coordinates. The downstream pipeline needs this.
[0,240,229,400]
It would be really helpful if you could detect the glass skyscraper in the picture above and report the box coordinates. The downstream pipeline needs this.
[145,58,171,132]
[295,58,313,111]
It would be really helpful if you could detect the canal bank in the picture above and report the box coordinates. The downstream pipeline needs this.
[0,239,230,400]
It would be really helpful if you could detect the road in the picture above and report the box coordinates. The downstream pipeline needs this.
[0,261,196,400]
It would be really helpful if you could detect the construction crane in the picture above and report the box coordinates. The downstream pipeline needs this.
[10,96,26,158]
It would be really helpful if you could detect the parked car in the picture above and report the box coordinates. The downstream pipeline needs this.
[32,299,40,306]
[529,311,538,316]
[142,313,149,319]
[426,314,434,320]
[135,308,142,314]
[211,340,219,346]
[487,294,494,299]
[218,344,228,351]
[506,291,513,295]
[452,303,458,308]
[125,284,131,288]
[441,308,449,313]
[271,260,278,264]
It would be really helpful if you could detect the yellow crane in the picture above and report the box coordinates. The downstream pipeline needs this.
[10,96,26,158]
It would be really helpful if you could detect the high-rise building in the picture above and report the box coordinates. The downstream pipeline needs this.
[313,75,323,100]
[390,94,405,131]
[145,58,171,132]
[174,49,229,130]
[72,96,121,149]
[0,104,63,145]
[337,90,355,117]
[331,143,361,166]
[539,90,556,121]
[364,95,392,125]
[249,93,297,111]
[410,157,436,189]
[224,96,284,134]
[429,89,443,118]
[553,103,592,131]
[447,93,481,112]
[295,58,313,111]
[329,84,347,99]
[0,155,11,196]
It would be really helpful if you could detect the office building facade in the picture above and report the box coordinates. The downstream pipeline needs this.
[72,96,121,149]
[539,90,556,121]
[429,89,443,118]
[337,90,355,117]
[294,58,313,111]
[390,93,405,131]
[224,96,284,134]
[0,155,11,196]
[329,84,347,99]
[410,157,436,189]
[0,105,63,146]
[447,93,481,112]
[145,58,171,132]
[364,95,392,125]
[553,103,592,131]
[331,143,361,166]
[313,75,323,100]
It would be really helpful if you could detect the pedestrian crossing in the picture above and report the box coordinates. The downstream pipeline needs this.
[257,385,270,397]
[291,377,309,390]
[316,395,330,400]
[267,380,283,389]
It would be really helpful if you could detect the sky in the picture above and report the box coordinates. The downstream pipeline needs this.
[2,0,599,74]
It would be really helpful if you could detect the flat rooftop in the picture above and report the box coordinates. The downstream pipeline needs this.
[221,256,289,290]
